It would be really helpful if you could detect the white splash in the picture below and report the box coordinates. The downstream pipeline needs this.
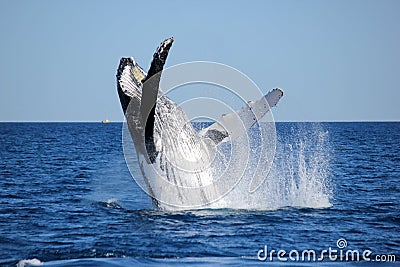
[17,258,43,267]
[218,123,332,210]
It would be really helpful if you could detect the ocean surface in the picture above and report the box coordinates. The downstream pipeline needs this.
[0,122,399,266]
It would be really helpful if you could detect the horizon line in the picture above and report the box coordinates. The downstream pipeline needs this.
[0,120,399,123]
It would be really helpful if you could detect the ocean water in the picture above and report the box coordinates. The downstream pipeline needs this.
[0,122,399,266]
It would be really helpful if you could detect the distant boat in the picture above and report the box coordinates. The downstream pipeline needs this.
[102,119,110,124]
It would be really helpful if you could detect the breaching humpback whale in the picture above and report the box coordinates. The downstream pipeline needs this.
[117,37,283,210]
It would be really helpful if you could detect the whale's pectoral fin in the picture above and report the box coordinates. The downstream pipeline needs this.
[199,88,284,145]
[116,57,147,114]
[140,37,174,163]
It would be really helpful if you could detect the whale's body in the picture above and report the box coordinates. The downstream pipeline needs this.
[117,38,283,210]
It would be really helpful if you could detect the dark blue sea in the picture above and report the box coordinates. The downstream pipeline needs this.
[1,122,399,266]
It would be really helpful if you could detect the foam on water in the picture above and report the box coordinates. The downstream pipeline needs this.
[17,258,43,267]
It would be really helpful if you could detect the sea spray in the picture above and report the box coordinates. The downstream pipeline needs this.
[123,119,332,210]
[219,122,332,210]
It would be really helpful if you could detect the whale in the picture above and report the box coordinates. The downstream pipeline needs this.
[117,37,284,210]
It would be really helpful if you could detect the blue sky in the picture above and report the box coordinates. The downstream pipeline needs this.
[0,0,399,122]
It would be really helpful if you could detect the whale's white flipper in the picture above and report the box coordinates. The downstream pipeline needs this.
[117,57,147,113]
[199,88,284,145]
